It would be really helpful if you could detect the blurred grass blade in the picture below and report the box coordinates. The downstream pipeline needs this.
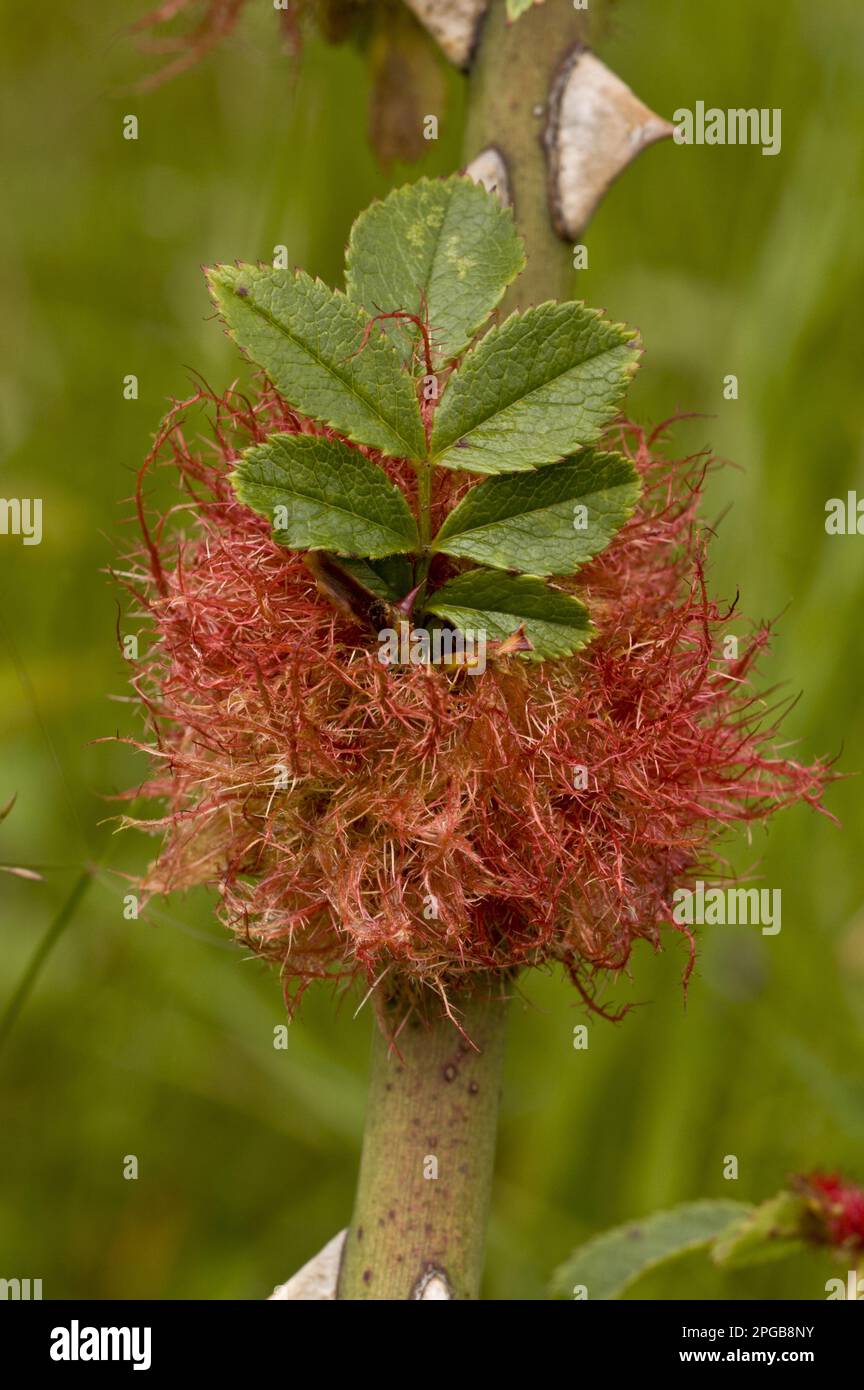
[0,869,93,1053]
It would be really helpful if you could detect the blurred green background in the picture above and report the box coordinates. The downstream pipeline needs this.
[1,0,862,1300]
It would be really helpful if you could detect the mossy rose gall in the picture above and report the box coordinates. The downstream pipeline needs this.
[119,178,831,1023]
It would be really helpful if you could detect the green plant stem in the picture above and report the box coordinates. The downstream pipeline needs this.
[340,0,593,1301]
[417,462,432,545]
[464,0,589,312]
[414,459,434,591]
[338,983,510,1299]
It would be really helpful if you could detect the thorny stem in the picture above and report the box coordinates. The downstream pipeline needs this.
[464,0,589,312]
[339,0,592,1302]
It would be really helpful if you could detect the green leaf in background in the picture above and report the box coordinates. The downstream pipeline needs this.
[207,265,426,460]
[549,1201,752,1300]
[231,434,419,559]
[432,450,640,576]
[425,570,592,660]
[506,0,537,19]
[711,1191,809,1270]
[345,176,525,369]
[335,555,415,601]
[430,303,640,474]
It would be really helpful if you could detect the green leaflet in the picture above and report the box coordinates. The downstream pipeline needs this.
[506,0,537,18]
[345,175,525,368]
[549,1201,753,1301]
[207,265,426,460]
[336,555,415,601]
[231,434,419,559]
[432,450,640,576]
[425,570,592,661]
[430,302,640,474]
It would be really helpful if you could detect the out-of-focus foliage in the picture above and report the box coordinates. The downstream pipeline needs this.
[0,0,862,1299]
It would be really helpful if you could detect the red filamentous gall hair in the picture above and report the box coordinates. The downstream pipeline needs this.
[116,384,833,1020]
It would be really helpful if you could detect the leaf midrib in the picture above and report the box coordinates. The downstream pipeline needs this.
[421,184,478,349]
[433,476,634,548]
[237,467,418,549]
[381,188,454,354]
[238,284,423,459]
[431,324,633,456]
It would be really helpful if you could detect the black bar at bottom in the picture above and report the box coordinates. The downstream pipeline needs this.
[0,1296,858,1374]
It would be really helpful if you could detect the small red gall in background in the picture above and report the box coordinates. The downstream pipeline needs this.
[800,1172,864,1253]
